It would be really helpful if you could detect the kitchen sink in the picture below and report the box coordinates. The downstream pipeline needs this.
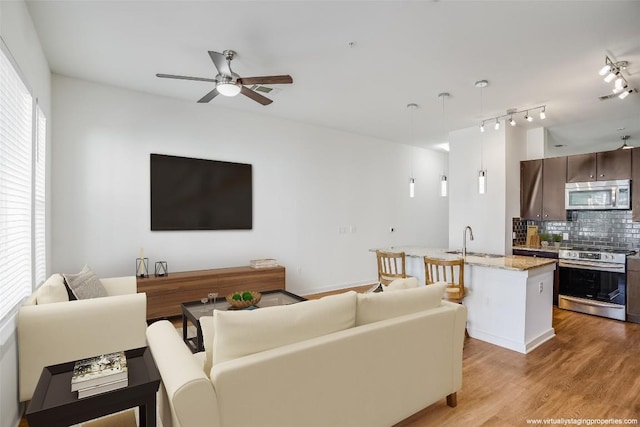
[445,250,503,258]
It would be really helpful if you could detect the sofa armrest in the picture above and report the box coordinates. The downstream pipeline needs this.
[101,276,137,296]
[146,321,219,427]
[17,292,147,402]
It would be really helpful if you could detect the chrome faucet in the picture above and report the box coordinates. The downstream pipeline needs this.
[462,226,475,257]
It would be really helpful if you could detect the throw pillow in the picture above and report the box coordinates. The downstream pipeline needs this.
[63,265,108,300]
[200,315,215,376]
[36,274,69,304]
[381,277,419,292]
[213,291,357,365]
[355,282,446,326]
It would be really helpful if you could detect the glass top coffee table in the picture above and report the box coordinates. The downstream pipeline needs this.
[181,289,306,352]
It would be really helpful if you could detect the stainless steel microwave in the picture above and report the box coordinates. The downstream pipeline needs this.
[565,179,631,210]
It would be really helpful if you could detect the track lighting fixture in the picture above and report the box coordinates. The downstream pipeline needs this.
[599,55,635,100]
[478,105,546,131]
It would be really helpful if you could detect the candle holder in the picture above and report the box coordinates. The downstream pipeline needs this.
[136,258,149,278]
[155,261,168,277]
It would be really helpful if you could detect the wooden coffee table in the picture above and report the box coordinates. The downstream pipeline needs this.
[26,347,160,427]
[181,289,306,352]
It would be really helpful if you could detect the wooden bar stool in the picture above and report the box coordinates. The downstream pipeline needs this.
[375,250,409,285]
[423,257,465,304]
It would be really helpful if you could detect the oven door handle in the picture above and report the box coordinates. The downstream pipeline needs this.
[559,260,625,270]
[560,295,625,310]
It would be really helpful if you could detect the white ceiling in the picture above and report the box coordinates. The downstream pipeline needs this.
[25,0,640,153]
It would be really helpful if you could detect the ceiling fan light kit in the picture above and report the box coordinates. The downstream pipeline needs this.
[156,49,293,105]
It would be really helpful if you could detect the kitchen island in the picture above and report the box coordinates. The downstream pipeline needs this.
[383,246,557,354]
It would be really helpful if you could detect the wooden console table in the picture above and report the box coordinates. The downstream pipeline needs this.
[137,266,286,320]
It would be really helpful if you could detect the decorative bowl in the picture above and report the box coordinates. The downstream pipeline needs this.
[226,291,262,309]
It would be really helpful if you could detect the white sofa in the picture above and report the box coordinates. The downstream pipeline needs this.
[146,284,467,427]
[17,274,147,402]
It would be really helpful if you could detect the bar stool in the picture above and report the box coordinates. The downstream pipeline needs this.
[423,257,465,304]
[375,250,410,285]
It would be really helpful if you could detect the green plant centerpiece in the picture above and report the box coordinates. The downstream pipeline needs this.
[552,234,562,243]
[540,232,551,246]
[226,290,262,308]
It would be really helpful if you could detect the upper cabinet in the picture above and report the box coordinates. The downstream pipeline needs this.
[520,159,542,220]
[542,156,567,220]
[520,157,566,221]
[566,150,631,182]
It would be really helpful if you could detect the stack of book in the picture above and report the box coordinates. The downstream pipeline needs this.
[250,258,278,269]
[71,351,128,398]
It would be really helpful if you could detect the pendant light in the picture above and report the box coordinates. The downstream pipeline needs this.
[438,93,450,197]
[475,80,488,194]
[407,103,418,198]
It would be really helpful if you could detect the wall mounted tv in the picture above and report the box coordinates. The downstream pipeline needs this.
[150,154,252,231]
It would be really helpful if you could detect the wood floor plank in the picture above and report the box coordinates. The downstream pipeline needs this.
[396,307,640,426]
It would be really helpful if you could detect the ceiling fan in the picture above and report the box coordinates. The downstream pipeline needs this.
[156,50,293,105]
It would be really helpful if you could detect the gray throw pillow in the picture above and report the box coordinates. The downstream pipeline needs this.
[63,265,108,300]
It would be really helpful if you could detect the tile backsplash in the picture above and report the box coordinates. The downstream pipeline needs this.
[513,210,640,251]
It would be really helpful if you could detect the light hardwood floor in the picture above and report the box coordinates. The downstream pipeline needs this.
[21,304,640,426]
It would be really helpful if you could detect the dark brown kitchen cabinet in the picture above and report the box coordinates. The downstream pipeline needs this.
[520,157,566,221]
[566,150,631,182]
[541,156,567,220]
[520,159,542,220]
[633,148,640,222]
[627,257,640,324]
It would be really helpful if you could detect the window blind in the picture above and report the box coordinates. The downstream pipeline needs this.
[0,41,34,318]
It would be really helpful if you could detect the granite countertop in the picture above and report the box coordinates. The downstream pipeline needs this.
[379,245,557,272]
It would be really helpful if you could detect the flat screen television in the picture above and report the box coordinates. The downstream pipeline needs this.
[150,154,252,230]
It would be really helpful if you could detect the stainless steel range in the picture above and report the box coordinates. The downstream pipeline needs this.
[558,247,634,321]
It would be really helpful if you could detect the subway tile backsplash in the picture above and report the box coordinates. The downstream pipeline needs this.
[514,210,640,251]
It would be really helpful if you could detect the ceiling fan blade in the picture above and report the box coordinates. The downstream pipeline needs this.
[197,88,219,103]
[240,86,273,105]
[156,73,218,83]
[208,51,232,75]
[238,75,293,85]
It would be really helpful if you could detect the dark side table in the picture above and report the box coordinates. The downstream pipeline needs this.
[26,347,160,427]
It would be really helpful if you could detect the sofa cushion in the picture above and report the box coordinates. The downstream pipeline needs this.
[356,282,446,326]
[381,277,419,292]
[36,274,69,304]
[200,315,214,376]
[63,265,108,300]
[213,291,357,365]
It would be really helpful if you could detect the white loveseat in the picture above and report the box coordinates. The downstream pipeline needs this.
[17,273,147,402]
[146,283,467,427]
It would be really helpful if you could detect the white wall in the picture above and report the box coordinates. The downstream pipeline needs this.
[0,1,51,426]
[448,126,507,255]
[52,75,449,295]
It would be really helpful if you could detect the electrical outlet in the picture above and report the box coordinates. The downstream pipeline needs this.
[563,232,569,240]
[389,227,395,233]
[538,282,543,293]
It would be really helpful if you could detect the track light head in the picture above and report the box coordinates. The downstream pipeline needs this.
[509,116,516,126]
[604,71,618,83]
[494,119,500,130]
[480,122,485,132]
[619,89,632,100]
[539,108,546,120]
[599,64,612,76]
